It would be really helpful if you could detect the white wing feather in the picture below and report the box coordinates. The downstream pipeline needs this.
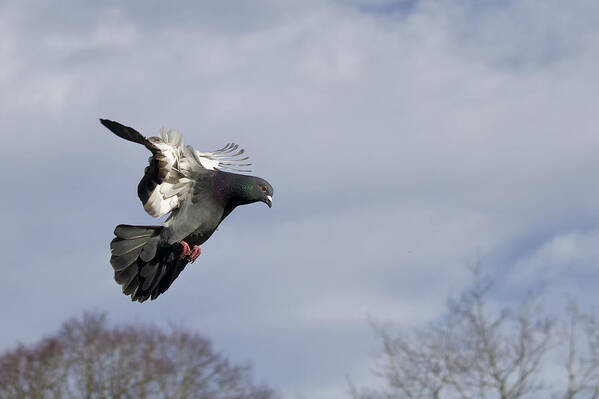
[142,130,251,218]
[194,143,252,172]
[142,129,200,218]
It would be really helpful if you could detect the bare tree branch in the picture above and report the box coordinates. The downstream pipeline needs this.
[0,312,277,399]
[350,266,557,399]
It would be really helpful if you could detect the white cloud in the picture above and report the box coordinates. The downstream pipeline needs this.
[510,230,599,285]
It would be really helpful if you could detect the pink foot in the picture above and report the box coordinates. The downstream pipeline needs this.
[179,241,192,259]
[189,246,201,262]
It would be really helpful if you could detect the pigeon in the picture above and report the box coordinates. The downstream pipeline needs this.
[100,119,274,302]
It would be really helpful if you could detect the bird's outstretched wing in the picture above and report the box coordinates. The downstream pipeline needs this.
[101,119,251,218]
[141,133,252,217]
[136,129,203,218]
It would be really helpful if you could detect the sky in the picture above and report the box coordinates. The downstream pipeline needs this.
[1,0,599,397]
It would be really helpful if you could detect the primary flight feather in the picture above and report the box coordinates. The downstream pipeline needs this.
[101,119,274,302]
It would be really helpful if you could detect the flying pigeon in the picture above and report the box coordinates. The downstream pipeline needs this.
[100,119,273,302]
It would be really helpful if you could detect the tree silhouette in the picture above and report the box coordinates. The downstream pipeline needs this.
[0,312,276,399]
[350,269,599,399]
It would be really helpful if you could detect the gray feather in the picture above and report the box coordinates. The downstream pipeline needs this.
[140,261,159,279]
[114,265,138,286]
[110,251,139,271]
[110,237,148,256]
[100,119,147,145]
[122,277,139,296]
[139,237,159,263]
[114,225,158,239]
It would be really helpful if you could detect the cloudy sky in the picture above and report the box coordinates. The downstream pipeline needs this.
[2,0,599,397]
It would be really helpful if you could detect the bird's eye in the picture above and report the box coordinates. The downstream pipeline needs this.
[260,185,267,192]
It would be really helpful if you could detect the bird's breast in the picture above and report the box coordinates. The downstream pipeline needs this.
[184,224,218,246]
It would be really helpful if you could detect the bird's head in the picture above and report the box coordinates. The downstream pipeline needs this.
[253,178,274,208]
[227,175,274,208]
[226,176,273,208]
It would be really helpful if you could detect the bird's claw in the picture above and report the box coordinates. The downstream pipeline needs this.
[179,241,201,262]
[189,246,201,262]
[179,241,191,259]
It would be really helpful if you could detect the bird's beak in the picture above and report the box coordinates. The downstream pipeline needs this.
[265,195,272,208]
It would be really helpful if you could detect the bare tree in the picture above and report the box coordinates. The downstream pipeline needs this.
[562,301,599,399]
[0,312,276,399]
[350,268,599,399]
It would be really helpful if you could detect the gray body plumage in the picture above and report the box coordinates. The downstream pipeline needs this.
[101,119,273,302]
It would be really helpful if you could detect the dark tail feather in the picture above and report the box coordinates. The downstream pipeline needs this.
[100,119,148,145]
[110,225,189,303]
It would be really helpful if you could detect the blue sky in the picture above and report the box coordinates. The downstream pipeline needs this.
[1,0,599,397]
